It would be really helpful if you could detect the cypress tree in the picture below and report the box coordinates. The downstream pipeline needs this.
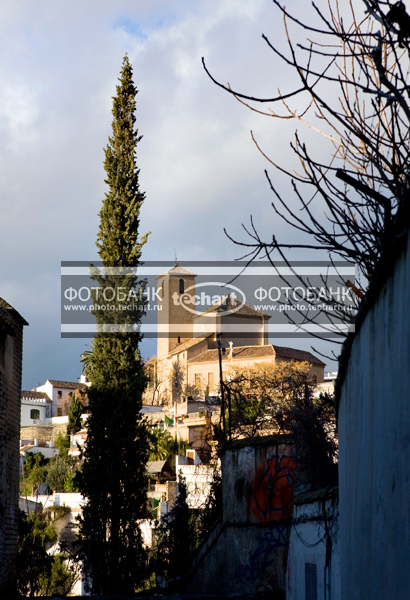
[77,55,150,595]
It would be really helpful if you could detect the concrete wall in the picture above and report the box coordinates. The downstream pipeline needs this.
[186,436,295,596]
[339,233,410,600]
[0,303,26,595]
[287,490,340,600]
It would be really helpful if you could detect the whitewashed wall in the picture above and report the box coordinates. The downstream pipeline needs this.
[339,233,410,600]
[287,493,340,600]
[20,401,49,426]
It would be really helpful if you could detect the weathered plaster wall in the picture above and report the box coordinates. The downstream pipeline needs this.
[186,436,295,596]
[339,233,410,600]
[287,491,340,600]
[0,304,26,595]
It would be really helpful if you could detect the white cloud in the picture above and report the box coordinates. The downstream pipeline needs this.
[0,0,340,387]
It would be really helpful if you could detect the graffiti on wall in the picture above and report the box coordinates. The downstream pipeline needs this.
[235,523,290,584]
[251,451,297,522]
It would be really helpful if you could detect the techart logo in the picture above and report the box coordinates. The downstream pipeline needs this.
[172,281,247,316]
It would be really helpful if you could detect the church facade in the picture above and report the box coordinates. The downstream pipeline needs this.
[145,264,325,407]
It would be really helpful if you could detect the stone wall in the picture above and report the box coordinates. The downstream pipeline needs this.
[20,422,67,442]
[0,301,27,595]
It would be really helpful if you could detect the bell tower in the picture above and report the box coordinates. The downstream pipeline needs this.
[156,264,196,361]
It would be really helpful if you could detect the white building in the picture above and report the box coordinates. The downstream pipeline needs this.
[20,391,52,426]
[35,379,88,418]
[176,449,216,509]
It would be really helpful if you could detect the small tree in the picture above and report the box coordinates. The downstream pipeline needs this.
[144,357,170,406]
[66,390,86,435]
[20,451,48,496]
[224,361,313,438]
[17,509,77,597]
[153,478,194,587]
[224,361,337,489]
[149,428,173,462]
[171,357,184,403]
[284,387,338,490]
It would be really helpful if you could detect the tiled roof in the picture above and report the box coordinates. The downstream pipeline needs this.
[272,345,326,366]
[0,298,13,310]
[147,460,174,476]
[47,380,87,390]
[21,391,51,401]
[141,405,164,414]
[188,344,325,365]
[156,263,196,279]
[169,333,213,356]
[188,345,275,363]
[0,297,28,326]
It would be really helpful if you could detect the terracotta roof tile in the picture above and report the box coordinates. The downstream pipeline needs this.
[21,391,51,401]
[156,263,197,280]
[188,345,275,363]
[188,344,325,365]
[0,297,28,326]
[47,380,87,390]
[272,345,326,365]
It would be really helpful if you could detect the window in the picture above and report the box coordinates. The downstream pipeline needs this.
[30,409,40,420]
[305,563,317,600]
[179,278,184,294]
[57,390,62,400]
[194,374,201,388]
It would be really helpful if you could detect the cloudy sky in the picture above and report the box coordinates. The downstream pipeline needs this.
[0,0,343,389]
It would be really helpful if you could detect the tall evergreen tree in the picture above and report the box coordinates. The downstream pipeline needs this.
[77,55,150,596]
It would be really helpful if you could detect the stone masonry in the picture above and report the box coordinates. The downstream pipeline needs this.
[0,299,27,595]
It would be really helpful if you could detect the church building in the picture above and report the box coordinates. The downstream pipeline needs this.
[145,264,325,406]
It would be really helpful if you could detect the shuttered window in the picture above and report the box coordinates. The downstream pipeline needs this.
[305,563,317,600]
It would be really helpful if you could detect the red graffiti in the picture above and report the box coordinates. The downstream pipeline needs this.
[251,454,297,522]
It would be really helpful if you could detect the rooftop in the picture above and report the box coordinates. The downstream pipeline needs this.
[187,344,324,365]
[45,380,87,390]
[21,391,51,403]
[188,345,275,364]
[196,295,271,319]
[273,345,326,366]
[169,333,213,356]
[0,297,28,327]
[156,263,197,280]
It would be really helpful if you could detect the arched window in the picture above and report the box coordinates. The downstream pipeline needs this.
[179,279,184,294]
